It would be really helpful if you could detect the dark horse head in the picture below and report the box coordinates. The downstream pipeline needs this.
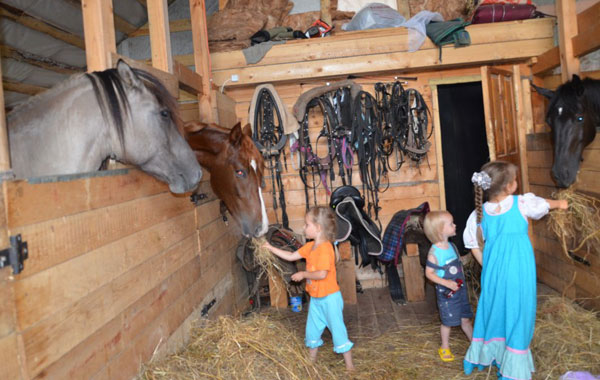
[186,121,269,237]
[532,75,599,188]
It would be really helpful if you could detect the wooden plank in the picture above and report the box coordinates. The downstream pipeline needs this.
[513,65,530,193]
[11,191,194,278]
[0,56,9,172]
[320,0,332,26]
[431,85,445,209]
[5,170,176,228]
[111,53,179,98]
[173,59,203,95]
[401,254,425,302]
[2,80,47,96]
[543,69,600,89]
[147,0,173,73]
[338,241,352,261]
[0,4,86,50]
[189,0,213,123]
[481,66,497,160]
[405,243,419,257]
[216,91,237,127]
[32,256,202,380]
[0,333,24,380]
[211,38,553,87]
[23,234,197,377]
[210,18,554,71]
[269,274,288,309]
[131,19,192,37]
[572,19,600,57]
[337,259,357,305]
[0,45,81,75]
[396,0,410,18]
[81,0,116,72]
[15,211,195,331]
[531,46,559,76]
[556,0,580,82]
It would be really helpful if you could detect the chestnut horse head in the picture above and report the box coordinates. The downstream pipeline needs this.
[533,75,599,188]
[187,121,269,237]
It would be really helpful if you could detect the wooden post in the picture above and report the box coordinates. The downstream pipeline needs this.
[0,56,10,174]
[189,0,214,123]
[320,0,332,26]
[556,0,580,82]
[268,274,288,309]
[146,0,173,73]
[405,243,419,257]
[81,0,116,72]
[336,242,357,305]
[402,253,425,302]
[396,0,411,18]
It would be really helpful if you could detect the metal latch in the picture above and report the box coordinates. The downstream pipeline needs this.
[0,234,28,275]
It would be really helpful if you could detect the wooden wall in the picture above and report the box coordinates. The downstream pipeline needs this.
[0,168,248,380]
[527,130,600,311]
[225,69,467,235]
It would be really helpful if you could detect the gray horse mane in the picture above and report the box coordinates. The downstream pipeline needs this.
[85,68,182,151]
[8,66,182,152]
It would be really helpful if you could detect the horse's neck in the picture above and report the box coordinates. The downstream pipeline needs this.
[8,79,113,178]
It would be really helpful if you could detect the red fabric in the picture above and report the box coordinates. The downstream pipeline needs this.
[472,3,538,24]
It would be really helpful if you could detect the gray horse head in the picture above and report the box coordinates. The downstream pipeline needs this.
[7,60,202,193]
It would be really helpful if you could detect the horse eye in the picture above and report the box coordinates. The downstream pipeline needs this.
[235,169,247,178]
[160,109,170,118]
[576,116,584,122]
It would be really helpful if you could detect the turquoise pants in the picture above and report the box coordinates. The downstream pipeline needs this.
[305,291,354,353]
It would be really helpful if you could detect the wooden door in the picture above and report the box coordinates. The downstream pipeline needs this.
[481,65,526,191]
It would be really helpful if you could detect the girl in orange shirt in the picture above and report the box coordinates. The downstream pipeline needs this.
[264,206,354,371]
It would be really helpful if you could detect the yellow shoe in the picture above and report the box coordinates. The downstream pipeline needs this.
[438,348,455,362]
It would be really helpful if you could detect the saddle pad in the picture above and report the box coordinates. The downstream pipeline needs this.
[380,202,430,264]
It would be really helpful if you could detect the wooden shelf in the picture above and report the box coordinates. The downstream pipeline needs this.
[210,18,555,87]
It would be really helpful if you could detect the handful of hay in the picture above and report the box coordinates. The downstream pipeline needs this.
[548,189,600,260]
[250,237,295,294]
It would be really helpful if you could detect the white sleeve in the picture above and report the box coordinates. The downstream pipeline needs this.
[518,193,550,220]
[463,210,481,249]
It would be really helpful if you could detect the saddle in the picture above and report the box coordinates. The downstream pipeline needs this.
[380,202,430,265]
[330,186,383,269]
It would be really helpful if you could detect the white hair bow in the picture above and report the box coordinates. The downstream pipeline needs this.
[471,171,492,190]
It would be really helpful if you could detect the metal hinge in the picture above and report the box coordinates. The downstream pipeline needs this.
[0,234,28,275]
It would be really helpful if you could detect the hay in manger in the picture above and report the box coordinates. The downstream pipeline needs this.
[548,189,600,261]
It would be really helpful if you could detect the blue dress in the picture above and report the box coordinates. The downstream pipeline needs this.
[464,195,536,380]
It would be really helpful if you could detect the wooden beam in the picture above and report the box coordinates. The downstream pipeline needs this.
[320,0,332,26]
[556,0,580,82]
[130,19,191,37]
[543,69,600,89]
[572,19,600,58]
[0,45,82,75]
[219,0,228,10]
[189,0,213,123]
[173,59,203,95]
[147,0,173,73]
[531,46,559,76]
[0,56,11,172]
[0,3,85,50]
[3,80,47,96]
[81,0,116,72]
[65,0,137,37]
[396,0,411,18]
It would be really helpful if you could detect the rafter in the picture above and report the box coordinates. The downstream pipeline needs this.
[3,80,47,96]
[0,45,82,75]
[130,18,191,37]
[64,0,138,37]
[0,3,85,50]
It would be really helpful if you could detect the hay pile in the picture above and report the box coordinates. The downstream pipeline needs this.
[548,189,600,260]
[139,294,600,380]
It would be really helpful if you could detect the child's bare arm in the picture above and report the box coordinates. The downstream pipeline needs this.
[471,248,483,266]
[425,254,459,290]
[292,270,327,282]
[546,199,568,210]
[263,242,302,261]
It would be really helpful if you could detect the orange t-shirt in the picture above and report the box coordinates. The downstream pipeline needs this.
[298,241,339,298]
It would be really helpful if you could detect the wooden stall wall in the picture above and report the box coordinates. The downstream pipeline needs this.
[527,125,600,310]
[0,166,247,380]
[225,66,490,242]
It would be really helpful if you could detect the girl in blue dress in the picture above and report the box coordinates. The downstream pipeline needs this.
[462,161,568,380]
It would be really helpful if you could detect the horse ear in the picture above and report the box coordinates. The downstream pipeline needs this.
[571,74,585,96]
[531,82,555,100]
[229,123,243,146]
[242,123,252,137]
[116,59,143,89]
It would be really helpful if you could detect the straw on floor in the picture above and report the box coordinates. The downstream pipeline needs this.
[139,293,599,380]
